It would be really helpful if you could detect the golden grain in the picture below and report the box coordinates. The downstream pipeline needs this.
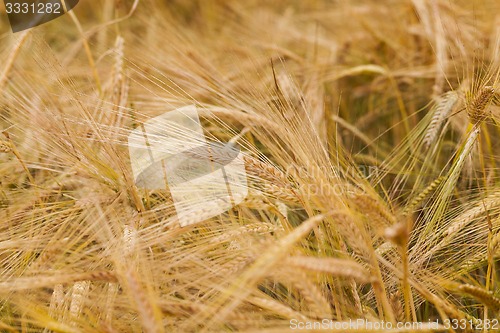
[466,86,496,124]
[457,284,500,311]
[0,140,12,153]
[286,256,372,284]
[2,1,500,330]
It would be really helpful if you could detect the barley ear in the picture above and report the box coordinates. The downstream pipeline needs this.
[466,86,495,124]
[457,284,500,312]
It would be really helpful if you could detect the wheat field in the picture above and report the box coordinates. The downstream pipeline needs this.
[1,0,500,332]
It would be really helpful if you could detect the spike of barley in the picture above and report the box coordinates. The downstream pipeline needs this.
[286,256,372,284]
[457,284,500,311]
[467,86,495,124]
[424,91,459,149]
